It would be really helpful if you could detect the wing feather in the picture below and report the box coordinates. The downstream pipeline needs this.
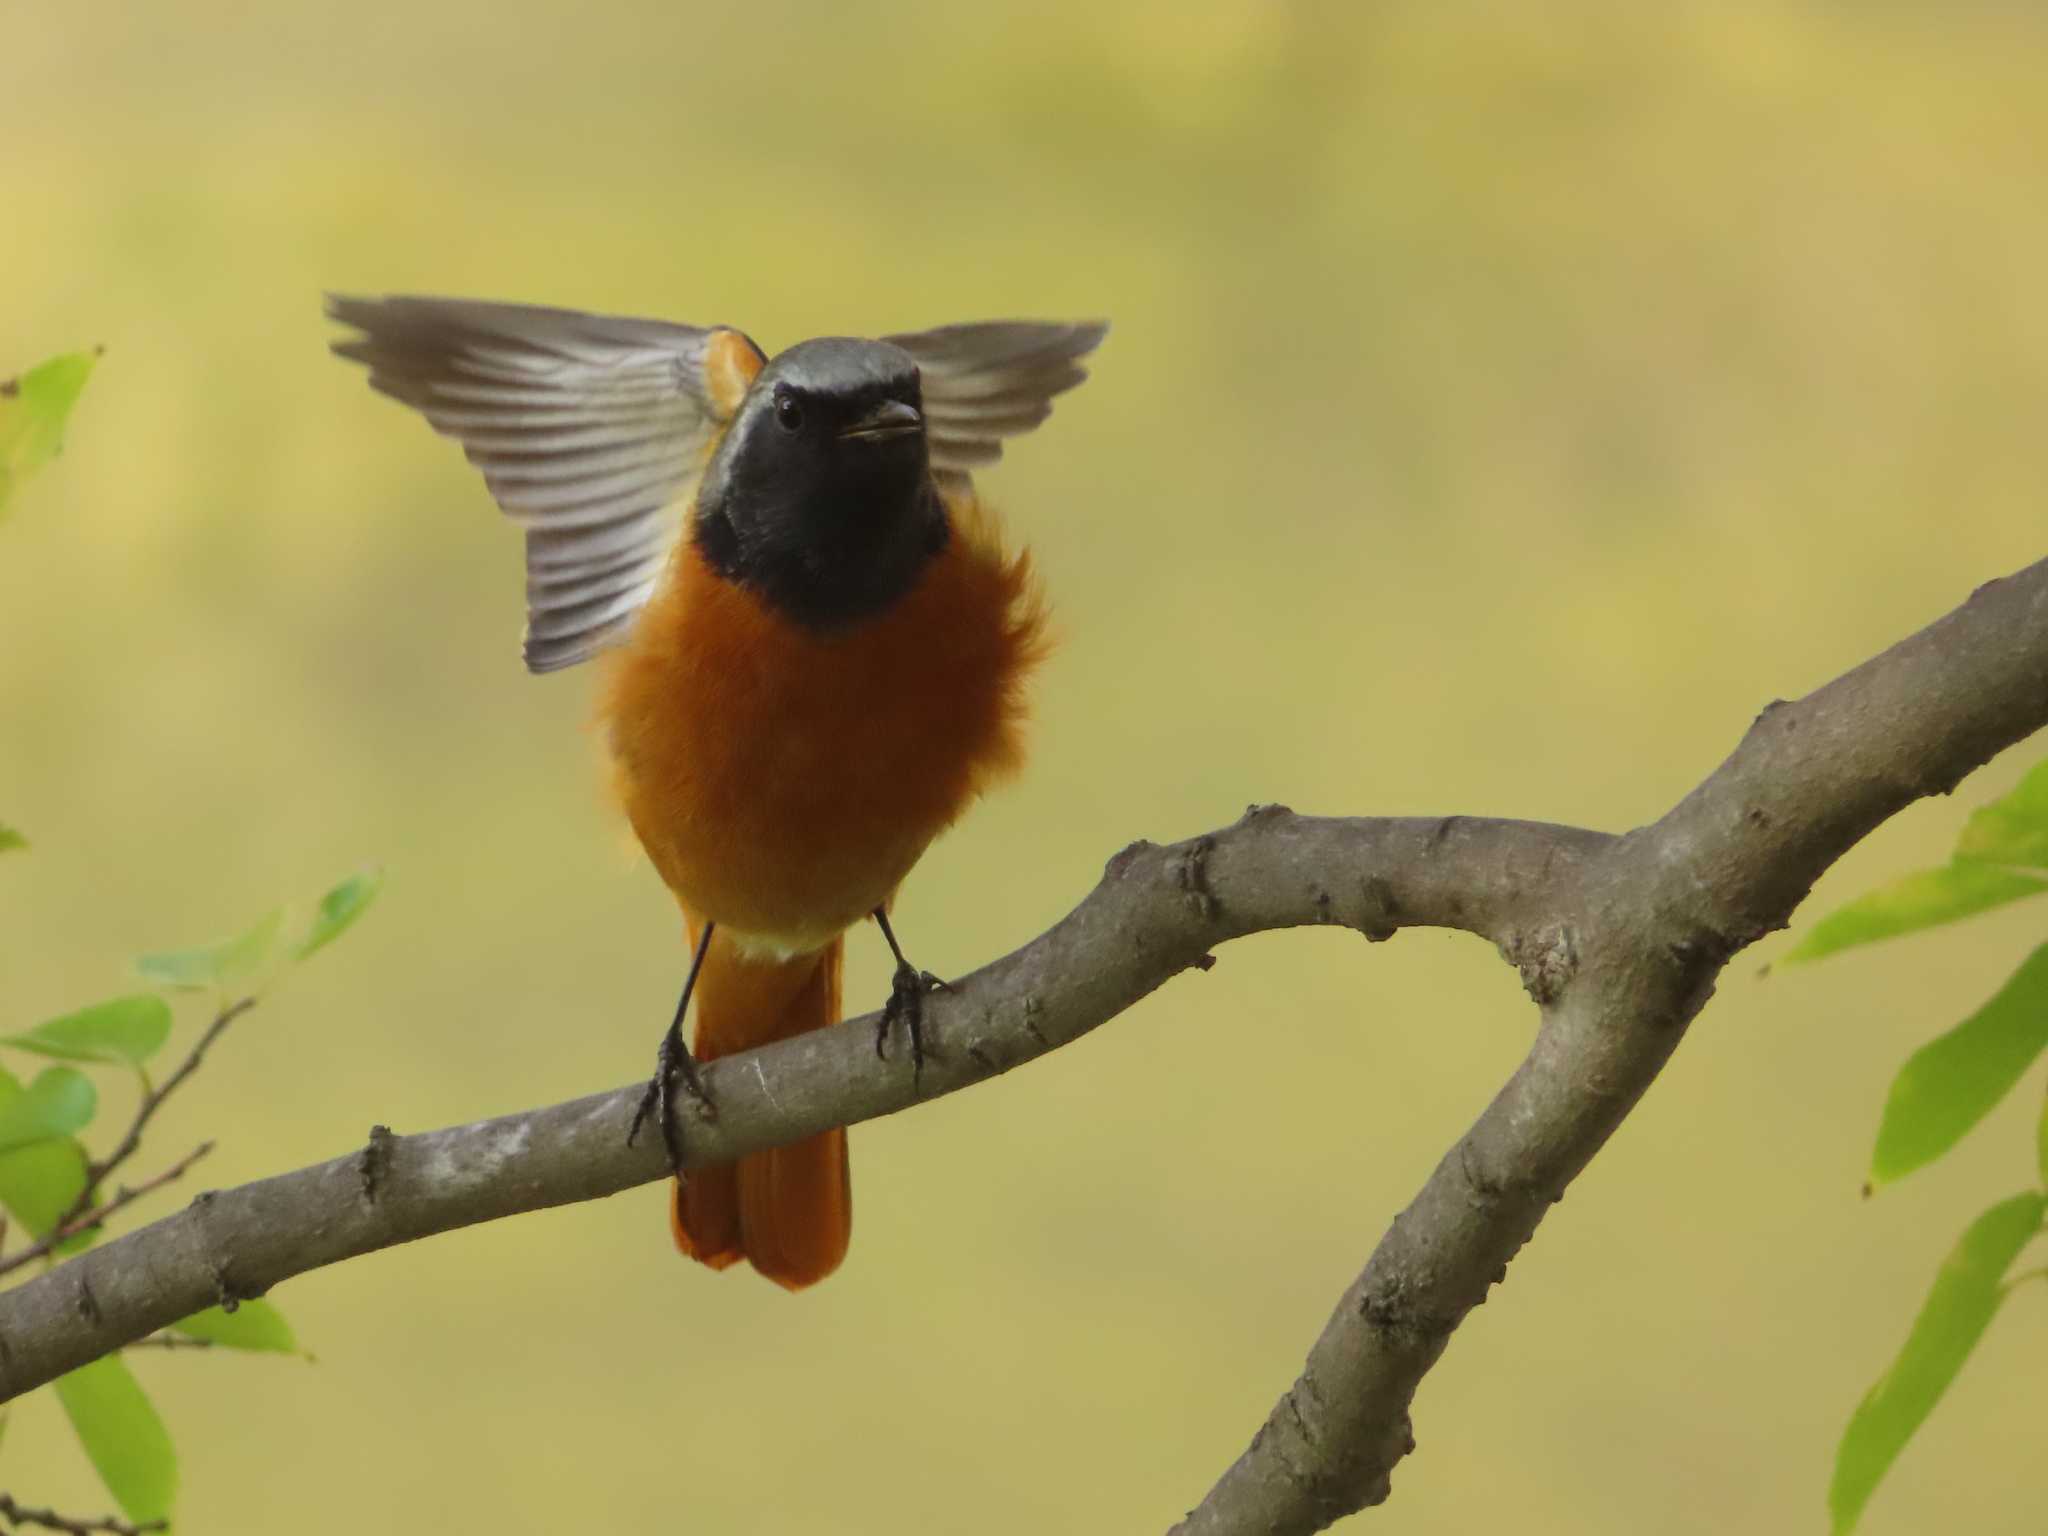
[327,294,758,672]
[884,320,1106,475]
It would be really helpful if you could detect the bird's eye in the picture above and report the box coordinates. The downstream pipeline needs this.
[774,391,804,433]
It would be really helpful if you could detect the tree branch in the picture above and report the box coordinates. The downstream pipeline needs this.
[0,813,1596,1400]
[82,996,251,1197]
[0,999,248,1291]
[0,996,252,1285]
[0,1143,215,1285]
[0,557,2041,1536]
[0,1493,164,1536]
[1169,556,2048,1533]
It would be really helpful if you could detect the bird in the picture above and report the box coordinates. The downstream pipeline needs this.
[326,294,1105,1289]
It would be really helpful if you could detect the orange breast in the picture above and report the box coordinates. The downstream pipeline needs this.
[598,491,1048,950]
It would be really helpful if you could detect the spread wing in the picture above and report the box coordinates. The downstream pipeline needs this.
[883,320,1108,476]
[327,294,762,673]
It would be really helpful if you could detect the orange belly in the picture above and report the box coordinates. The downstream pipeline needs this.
[598,491,1047,951]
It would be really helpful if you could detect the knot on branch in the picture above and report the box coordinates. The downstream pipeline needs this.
[1358,873,1401,942]
[1237,801,1294,828]
[1018,994,1050,1051]
[1663,915,1778,1003]
[1504,925,1578,1005]
[1458,1138,1507,1206]
[185,1188,251,1312]
[1103,838,1156,881]
[1262,1372,1400,1518]
[1357,1277,1458,1348]
[1664,928,1733,973]
[1173,836,1219,921]
[359,1124,397,1204]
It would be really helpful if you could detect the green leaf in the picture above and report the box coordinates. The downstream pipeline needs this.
[0,822,24,855]
[0,1135,91,1245]
[1779,862,2048,966]
[0,350,98,519]
[0,1066,96,1154]
[291,866,383,963]
[2,994,173,1067]
[172,1297,299,1354]
[2037,1089,2048,1189]
[1956,757,2048,870]
[0,1064,90,1243]
[1869,944,2048,1186]
[1830,1191,2047,1535]
[53,1354,177,1526]
[138,905,283,993]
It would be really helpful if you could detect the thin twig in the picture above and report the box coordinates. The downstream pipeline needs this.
[0,558,2042,1534]
[0,996,253,1282]
[122,1333,216,1351]
[0,1143,215,1282]
[75,998,254,1206]
[0,1493,166,1536]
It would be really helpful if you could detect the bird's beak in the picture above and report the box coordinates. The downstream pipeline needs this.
[838,399,924,442]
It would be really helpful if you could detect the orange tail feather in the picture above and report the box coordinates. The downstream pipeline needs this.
[668,927,850,1290]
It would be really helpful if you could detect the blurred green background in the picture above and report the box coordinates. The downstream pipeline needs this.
[4,1,2046,1530]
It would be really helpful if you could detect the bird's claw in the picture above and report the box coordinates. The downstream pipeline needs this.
[875,963,948,1084]
[628,1023,715,1178]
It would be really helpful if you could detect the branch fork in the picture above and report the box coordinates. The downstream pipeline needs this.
[2,558,2044,1536]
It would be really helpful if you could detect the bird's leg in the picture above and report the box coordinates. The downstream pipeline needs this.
[628,920,718,1176]
[872,906,948,1086]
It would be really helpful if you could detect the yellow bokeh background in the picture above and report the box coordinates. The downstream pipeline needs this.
[4,3,2046,1531]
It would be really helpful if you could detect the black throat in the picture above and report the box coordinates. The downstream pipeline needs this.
[692,472,950,633]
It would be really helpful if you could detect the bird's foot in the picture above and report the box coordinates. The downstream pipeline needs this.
[875,962,949,1088]
[628,1020,716,1177]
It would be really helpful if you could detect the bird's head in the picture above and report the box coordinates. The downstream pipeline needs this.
[695,338,946,630]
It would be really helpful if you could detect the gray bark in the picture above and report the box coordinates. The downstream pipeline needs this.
[2,557,2044,1535]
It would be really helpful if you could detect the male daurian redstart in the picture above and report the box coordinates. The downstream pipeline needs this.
[327,295,1105,1289]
